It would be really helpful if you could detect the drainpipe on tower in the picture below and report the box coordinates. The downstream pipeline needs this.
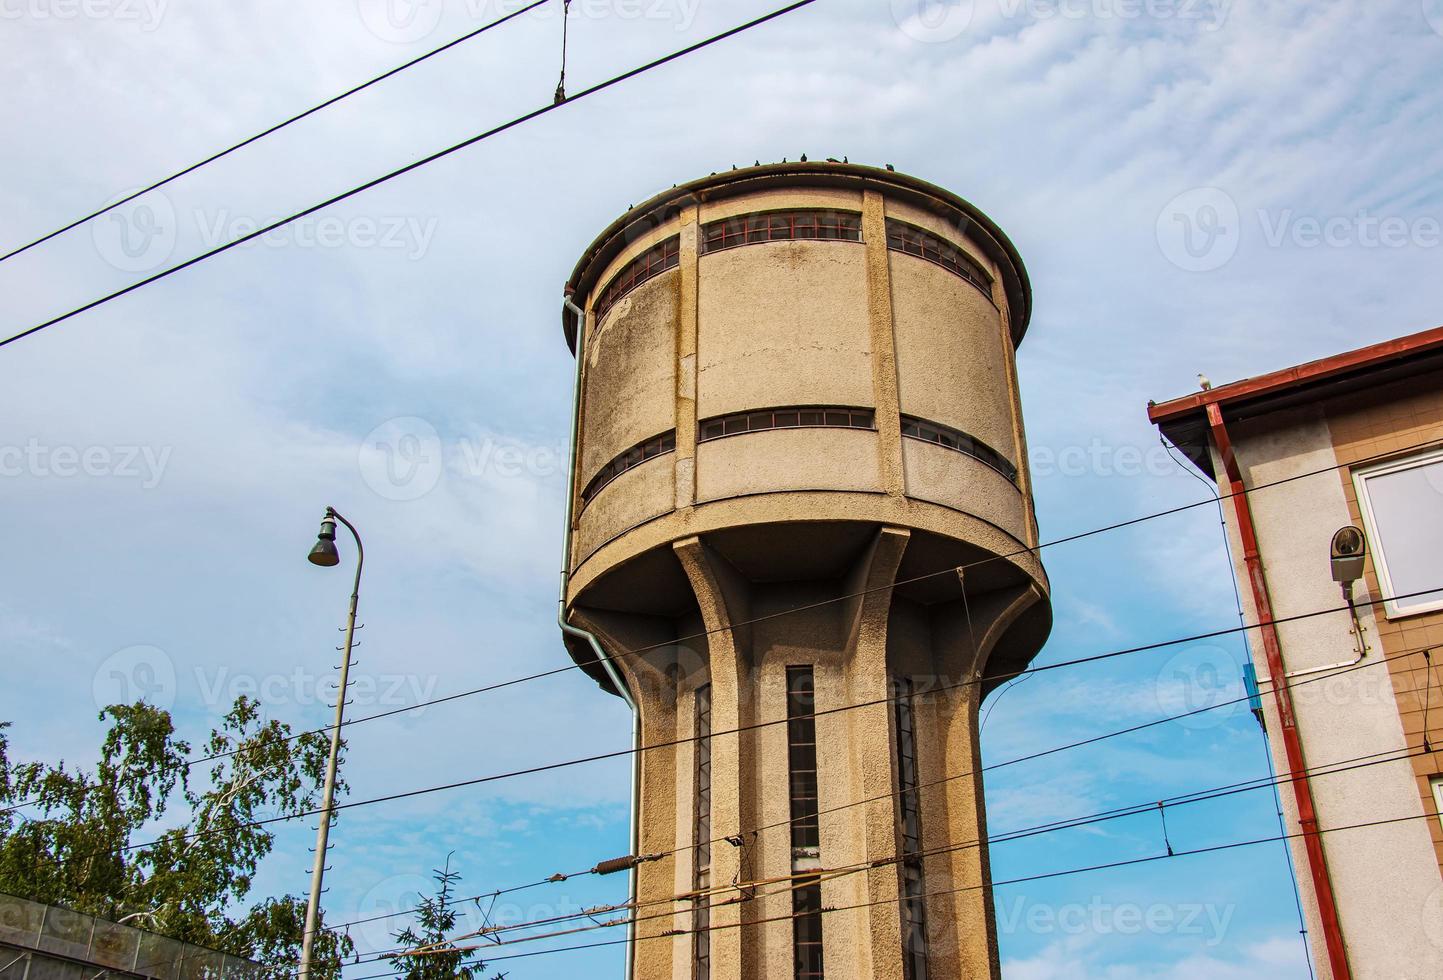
[560,291,641,980]
[1205,402,1352,980]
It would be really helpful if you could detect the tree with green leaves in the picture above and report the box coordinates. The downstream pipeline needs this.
[0,696,355,979]
[385,856,498,980]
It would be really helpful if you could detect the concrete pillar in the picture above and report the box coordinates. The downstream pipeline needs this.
[673,536,754,980]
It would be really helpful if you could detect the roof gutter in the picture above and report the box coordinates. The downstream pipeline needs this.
[1205,402,1352,980]
[560,292,640,980]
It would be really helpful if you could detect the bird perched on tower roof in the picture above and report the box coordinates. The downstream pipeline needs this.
[1198,373,1213,391]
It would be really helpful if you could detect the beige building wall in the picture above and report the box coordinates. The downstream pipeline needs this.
[1207,386,1443,980]
[559,163,1051,980]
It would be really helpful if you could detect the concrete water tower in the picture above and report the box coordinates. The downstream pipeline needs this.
[556,162,1050,980]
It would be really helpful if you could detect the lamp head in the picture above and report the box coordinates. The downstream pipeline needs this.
[1330,525,1366,585]
[308,516,340,567]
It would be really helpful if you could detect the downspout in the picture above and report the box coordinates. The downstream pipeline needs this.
[560,292,641,980]
[1206,402,1352,980]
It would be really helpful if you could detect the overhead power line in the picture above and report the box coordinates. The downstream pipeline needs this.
[0,0,820,349]
[326,639,1441,952]
[319,805,1443,975]
[24,629,1433,950]
[8,429,1436,821]
[73,625,1435,869]
[105,610,1431,856]
[0,0,549,265]
[357,742,1434,960]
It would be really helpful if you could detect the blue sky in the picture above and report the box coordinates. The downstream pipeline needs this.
[3,0,1443,976]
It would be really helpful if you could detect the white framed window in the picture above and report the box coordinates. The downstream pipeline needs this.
[1352,446,1443,618]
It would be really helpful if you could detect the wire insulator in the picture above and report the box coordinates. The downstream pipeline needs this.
[592,855,637,876]
[592,852,662,875]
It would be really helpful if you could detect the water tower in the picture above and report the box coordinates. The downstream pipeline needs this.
[557,162,1050,980]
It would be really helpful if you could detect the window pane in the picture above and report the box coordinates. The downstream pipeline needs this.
[1362,458,1443,612]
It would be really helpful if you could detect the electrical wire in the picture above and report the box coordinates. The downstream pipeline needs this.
[0,1,550,265]
[36,617,1432,900]
[99,595,1433,857]
[0,0,820,349]
[376,742,1437,957]
[286,738,1437,971]
[1162,430,1317,980]
[7,430,1438,820]
[313,805,1443,975]
[351,637,1443,957]
[187,636,1443,972]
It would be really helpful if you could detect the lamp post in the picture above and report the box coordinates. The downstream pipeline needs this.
[299,507,362,980]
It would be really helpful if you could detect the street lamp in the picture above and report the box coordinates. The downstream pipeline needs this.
[298,507,362,980]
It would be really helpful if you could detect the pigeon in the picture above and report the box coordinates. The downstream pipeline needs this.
[1198,373,1213,391]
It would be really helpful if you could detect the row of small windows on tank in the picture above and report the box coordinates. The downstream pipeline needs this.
[588,211,994,326]
[901,415,1018,482]
[592,235,680,322]
[578,410,1018,505]
[579,429,676,503]
[701,209,862,252]
[699,406,875,441]
[884,218,993,295]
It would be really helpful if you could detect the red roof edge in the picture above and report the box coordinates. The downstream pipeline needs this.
[1147,324,1443,425]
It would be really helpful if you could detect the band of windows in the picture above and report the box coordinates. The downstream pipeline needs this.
[699,406,875,443]
[581,412,1013,504]
[884,219,992,296]
[701,209,862,254]
[593,235,680,322]
[693,685,713,980]
[901,415,1018,483]
[786,666,824,980]
[579,429,676,504]
[894,678,929,980]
